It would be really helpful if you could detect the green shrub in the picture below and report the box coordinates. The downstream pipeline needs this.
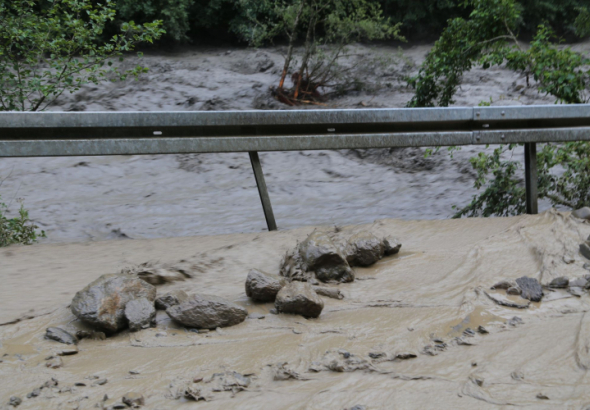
[0,198,45,246]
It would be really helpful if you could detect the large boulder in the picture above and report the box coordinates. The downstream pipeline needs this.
[345,232,384,267]
[275,282,324,318]
[71,274,156,333]
[245,269,286,302]
[298,231,354,283]
[125,297,156,332]
[166,294,248,329]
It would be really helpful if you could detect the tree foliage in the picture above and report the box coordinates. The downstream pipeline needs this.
[236,0,404,105]
[0,0,164,111]
[407,0,590,217]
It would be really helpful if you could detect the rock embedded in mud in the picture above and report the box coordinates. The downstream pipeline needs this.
[515,277,543,302]
[166,294,248,329]
[298,231,354,283]
[275,282,324,318]
[573,207,590,220]
[122,392,145,407]
[570,278,588,288]
[124,297,156,332]
[484,291,530,309]
[46,357,63,369]
[8,397,22,407]
[549,276,569,288]
[345,232,385,267]
[313,286,344,300]
[45,327,78,345]
[70,274,156,333]
[581,242,590,260]
[569,287,585,297]
[155,290,188,310]
[245,269,286,302]
[382,236,402,256]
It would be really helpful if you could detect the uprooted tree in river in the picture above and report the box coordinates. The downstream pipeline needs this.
[238,0,405,106]
[407,0,590,217]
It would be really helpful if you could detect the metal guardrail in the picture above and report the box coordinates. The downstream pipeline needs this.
[1,104,590,230]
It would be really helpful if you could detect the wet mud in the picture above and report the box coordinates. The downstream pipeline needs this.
[1,211,590,408]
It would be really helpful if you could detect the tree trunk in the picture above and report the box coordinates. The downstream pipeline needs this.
[278,0,306,90]
[294,4,316,99]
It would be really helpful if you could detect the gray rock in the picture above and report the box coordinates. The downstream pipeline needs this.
[166,294,248,329]
[155,290,188,310]
[569,287,585,297]
[45,327,78,345]
[122,392,144,407]
[298,231,354,283]
[581,242,590,260]
[491,280,517,290]
[8,397,21,407]
[584,263,590,271]
[506,286,521,295]
[515,276,543,302]
[570,277,588,288]
[573,207,590,220]
[313,286,344,300]
[124,297,156,332]
[26,389,41,398]
[345,232,385,267]
[245,269,286,302]
[275,282,324,318]
[382,236,402,256]
[549,276,569,288]
[71,274,156,333]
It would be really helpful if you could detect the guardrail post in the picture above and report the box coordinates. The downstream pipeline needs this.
[249,151,277,231]
[524,142,538,214]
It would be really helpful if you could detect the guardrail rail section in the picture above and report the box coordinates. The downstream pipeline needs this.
[1,105,589,230]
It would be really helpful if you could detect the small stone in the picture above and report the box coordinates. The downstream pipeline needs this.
[382,236,402,256]
[292,329,302,334]
[8,397,22,407]
[349,406,367,410]
[491,280,516,290]
[581,243,590,260]
[312,286,344,300]
[92,378,108,386]
[474,378,484,387]
[569,287,585,297]
[584,263,590,271]
[43,378,59,388]
[74,382,86,386]
[536,393,549,400]
[511,371,525,380]
[45,327,78,345]
[515,277,543,302]
[549,276,569,288]
[506,286,521,295]
[275,282,324,318]
[155,332,167,337]
[57,346,78,356]
[471,362,477,367]
[247,313,265,320]
[26,388,41,398]
[124,297,156,332]
[46,357,63,369]
[299,230,354,282]
[477,326,489,334]
[111,403,128,409]
[155,290,188,310]
[245,269,286,302]
[563,255,576,264]
[570,277,588,288]
[507,316,524,327]
[368,352,386,359]
[395,352,417,360]
[269,308,278,315]
[122,392,145,407]
[572,207,590,220]
[129,370,140,375]
[463,328,476,337]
